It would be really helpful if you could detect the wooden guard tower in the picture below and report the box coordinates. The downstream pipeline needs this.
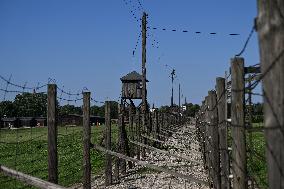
[120,71,148,100]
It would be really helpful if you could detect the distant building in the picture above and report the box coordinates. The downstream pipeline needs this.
[60,114,82,126]
[19,117,36,127]
[59,114,105,126]
[0,114,104,128]
[35,117,47,127]
[1,117,20,128]
[90,115,105,126]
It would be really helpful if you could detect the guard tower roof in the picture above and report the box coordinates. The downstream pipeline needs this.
[120,71,148,82]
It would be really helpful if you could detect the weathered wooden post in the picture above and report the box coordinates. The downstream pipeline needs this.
[105,101,112,186]
[141,11,148,159]
[208,91,221,189]
[129,105,134,156]
[161,112,165,139]
[216,77,230,189]
[199,101,207,167]
[136,109,141,160]
[257,1,284,188]
[141,113,146,159]
[118,103,127,175]
[231,57,247,189]
[47,84,58,184]
[114,103,120,181]
[204,96,210,171]
[154,110,160,147]
[82,92,91,189]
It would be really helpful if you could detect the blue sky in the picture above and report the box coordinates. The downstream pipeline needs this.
[0,0,259,106]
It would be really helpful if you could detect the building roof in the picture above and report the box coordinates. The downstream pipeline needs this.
[120,71,148,82]
[35,117,46,120]
[1,117,18,122]
[18,117,35,121]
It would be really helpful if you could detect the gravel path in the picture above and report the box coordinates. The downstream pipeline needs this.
[74,123,210,189]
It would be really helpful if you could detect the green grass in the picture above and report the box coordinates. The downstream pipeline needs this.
[227,122,268,188]
[0,125,118,188]
[246,123,268,188]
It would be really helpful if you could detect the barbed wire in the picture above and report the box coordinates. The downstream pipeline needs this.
[91,97,104,104]
[122,0,142,23]
[56,86,81,96]
[132,31,142,56]
[235,25,255,57]
[149,26,240,37]
[197,46,284,188]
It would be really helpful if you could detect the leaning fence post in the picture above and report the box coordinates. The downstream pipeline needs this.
[47,84,58,184]
[231,57,247,189]
[208,90,221,189]
[83,92,91,189]
[216,77,230,189]
[105,101,112,186]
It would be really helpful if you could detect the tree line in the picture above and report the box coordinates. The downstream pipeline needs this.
[0,92,263,122]
[0,93,118,119]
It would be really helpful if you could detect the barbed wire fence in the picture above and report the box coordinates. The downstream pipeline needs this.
[0,76,49,189]
[0,75,118,188]
[195,44,284,188]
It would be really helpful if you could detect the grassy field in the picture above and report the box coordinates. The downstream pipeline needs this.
[246,123,268,188]
[0,125,118,188]
[228,122,267,188]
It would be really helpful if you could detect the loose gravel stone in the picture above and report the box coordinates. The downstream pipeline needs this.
[73,123,210,189]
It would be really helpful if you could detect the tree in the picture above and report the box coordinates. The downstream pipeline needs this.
[13,92,47,117]
[59,104,82,116]
[183,103,200,117]
[90,105,104,117]
[109,101,118,119]
[252,102,263,123]
[159,105,171,113]
[0,101,16,117]
[90,101,118,119]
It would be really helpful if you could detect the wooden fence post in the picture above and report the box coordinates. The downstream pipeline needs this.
[141,112,146,158]
[47,84,58,184]
[105,101,112,186]
[257,1,284,188]
[136,109,141,160]
[114,103,120,181]
[114,102,126,179]
[154,110,160,147]
[129,105,134,156]
[231,57,247,189]
[204,96,210,171]
[208,90,221,189]
[82,92,91,189]
[216,77,230,189]
[200,101,207,167]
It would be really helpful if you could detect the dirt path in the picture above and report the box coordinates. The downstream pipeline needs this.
[75,123,209,189]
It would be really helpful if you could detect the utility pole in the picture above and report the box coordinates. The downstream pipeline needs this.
[141,12,148,155]
[170,69,175,107]
[178,83,181,109]
[141,12,147,112]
